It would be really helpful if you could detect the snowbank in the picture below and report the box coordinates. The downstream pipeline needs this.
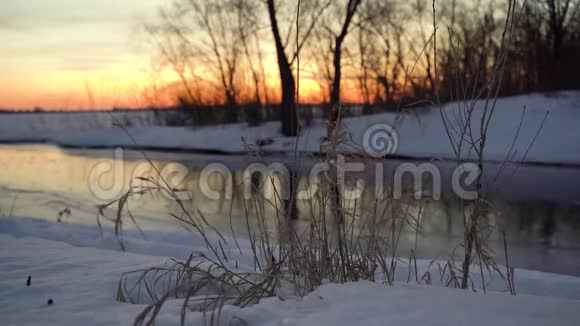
[1,217,580,325]
[191,281,580,326]
[0,110,164,134]
[1,91,580,164]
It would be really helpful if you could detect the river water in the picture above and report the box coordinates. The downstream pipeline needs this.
[1,144,579,275]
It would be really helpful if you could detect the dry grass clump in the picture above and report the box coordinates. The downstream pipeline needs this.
[101,125,515,325]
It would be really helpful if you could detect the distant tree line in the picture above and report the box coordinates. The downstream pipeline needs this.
[143,0,580,135]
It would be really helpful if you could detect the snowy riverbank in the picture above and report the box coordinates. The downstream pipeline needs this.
[1,217,580,325]
[1,91,580,164]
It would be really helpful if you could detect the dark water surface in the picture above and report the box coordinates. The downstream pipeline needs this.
[1,144,579,276]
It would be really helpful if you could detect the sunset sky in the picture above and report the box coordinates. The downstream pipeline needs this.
[0,0,362,111]
[0,0,167,110]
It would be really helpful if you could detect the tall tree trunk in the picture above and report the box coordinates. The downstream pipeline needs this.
[266,0,298,137]
[226,91,238,123]
[329,38,344,118]
[329,0,362,124]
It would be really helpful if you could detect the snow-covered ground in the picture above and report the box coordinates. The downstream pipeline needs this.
[2,216,580,325]
[1,91,580,164]
[0,109,165,134]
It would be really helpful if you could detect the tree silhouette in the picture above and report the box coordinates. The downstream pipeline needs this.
[265,0,331,136]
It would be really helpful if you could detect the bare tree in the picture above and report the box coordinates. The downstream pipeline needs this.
[148,0,261,122]
[265,0,331,136]
[328,0,363,111]
[540,0,580,89]
[544,0,576,61]
[411,0,436,99]
[310,0,363,110]
[310,29,334,104]
[355,21,372,112]
[235,0,262,105]
[357,0,405,107]
[233,0,268,125]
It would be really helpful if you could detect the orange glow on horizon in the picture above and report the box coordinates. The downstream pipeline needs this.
[0,70,370,111]
[0,0,381,111]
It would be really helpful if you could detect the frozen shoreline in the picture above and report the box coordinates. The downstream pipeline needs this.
[1,216,580,325]
[1,91,580,165]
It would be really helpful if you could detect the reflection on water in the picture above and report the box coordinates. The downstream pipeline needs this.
[1,144,580,275]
